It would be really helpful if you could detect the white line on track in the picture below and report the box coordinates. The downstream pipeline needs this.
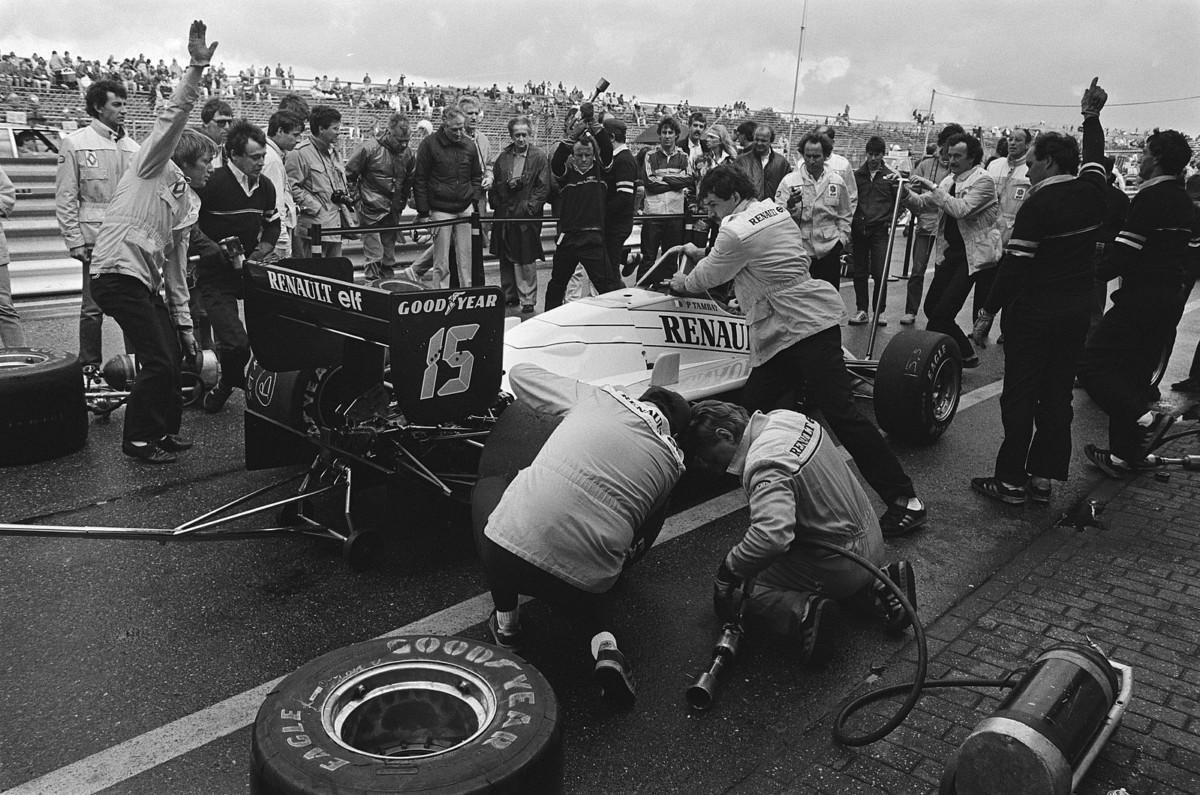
[6,296,1200,794]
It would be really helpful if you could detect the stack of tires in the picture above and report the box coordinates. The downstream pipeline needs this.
[0,348,87,465]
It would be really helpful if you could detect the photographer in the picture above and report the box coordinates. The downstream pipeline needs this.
[287,104,355,261]
[489,115,549,312]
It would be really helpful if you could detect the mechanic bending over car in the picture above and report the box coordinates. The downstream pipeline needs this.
[472,362,691,704]
[679,401,917,664]
[88,20,218,464]
[670,165,928,537]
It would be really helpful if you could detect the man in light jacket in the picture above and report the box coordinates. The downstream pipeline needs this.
[903,133,1000,367]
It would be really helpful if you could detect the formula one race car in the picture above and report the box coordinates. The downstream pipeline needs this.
[503,253,963,445]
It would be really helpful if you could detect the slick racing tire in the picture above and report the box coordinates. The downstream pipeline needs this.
[251,636,563,795]
[0,348,87,465]
[873,330,961,445]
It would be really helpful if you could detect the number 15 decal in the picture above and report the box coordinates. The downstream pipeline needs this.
[421,324,479,400]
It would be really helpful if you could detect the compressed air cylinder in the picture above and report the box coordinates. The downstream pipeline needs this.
[952,643,1119,795]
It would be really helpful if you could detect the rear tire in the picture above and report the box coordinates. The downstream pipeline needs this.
[0,348,87,465]
[873,331,961,444]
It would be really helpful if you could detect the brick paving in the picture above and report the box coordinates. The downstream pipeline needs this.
[744,436,1200,795]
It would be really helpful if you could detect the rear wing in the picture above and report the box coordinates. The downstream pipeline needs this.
[243,258,505,425]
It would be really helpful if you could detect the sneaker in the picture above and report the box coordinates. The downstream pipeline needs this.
[848,310,869,325]
[1139,412,1175,459]
[879,502,928,537]
[1026,477,1052,504]
[594,647,636,704]
[1170,376,1200,393]
[1085,444,1132,479]
[158,433,194,452]
[872,561,917,633]
[486,610,522,651]
[799,595,839,666]
[121,440,177,464]
[962,355,981,369]
[203,383,233,414]
[899,313,916,326]
[970,476,1026,505]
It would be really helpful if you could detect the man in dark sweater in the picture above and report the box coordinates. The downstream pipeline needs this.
[545,110,622,311]
[195,119,280,413]
[969,78,1110,505]
[1078,121,1196,476]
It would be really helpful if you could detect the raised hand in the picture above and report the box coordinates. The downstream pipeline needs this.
[1081,76,1107,117]
[188,20,219,67]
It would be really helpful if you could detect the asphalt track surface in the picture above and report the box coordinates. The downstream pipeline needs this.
[3,268,1199,795]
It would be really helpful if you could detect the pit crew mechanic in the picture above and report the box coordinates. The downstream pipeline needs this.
[472,362,691,704]
[679,401,917,665]
[670,164,928,537]
[87,20,216,464]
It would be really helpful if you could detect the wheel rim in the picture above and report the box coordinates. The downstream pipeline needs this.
[323,661,497,760]
[0,351,51,370]
[930,356,961,423]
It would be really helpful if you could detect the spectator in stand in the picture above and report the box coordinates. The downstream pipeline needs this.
[735,124,791,201]
[604,117,639,279]
[639,116,692,276]
[775,131,852,289]
[901,132,1000,368]
[849,135,899,325]
[1079,128,1197,476]
[287,105,355,261]
[812,125,858,214]
[199,98,233,167]
[679,111,706,159]
[0,163,26,346]
[55,78,139,373]
[902,141,952,325]
[969,78,1112,506]
[346,112,416,281]
[263,111,303,259]
[89,20,216,464]
[194,120,279,414]
[545,109,623,310]
[734,120,757,154]
[490,115,549,312]
[411,108,481,287]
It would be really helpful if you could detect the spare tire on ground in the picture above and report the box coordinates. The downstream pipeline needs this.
[251,636,562,795]
[0,348,87,465]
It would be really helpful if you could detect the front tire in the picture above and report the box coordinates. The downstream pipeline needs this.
[873,330,961,444]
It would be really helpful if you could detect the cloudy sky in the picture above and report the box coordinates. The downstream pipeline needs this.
[3,0,1197,135]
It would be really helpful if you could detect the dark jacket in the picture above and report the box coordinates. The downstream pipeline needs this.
[852,162,899,232]
[413,127,482,215]
[735,149,792,201]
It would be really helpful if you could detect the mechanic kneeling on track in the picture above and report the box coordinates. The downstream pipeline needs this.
[679,401,917,665]
[670,164,928,537]
[472,362,690,704]
[193,119,280,414]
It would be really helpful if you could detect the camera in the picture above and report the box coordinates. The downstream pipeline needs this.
[331,189,354,207]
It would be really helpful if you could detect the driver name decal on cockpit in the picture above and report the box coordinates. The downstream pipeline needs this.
[660,315,749,351]
[266,270,364,312]
[396,292,499,316]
